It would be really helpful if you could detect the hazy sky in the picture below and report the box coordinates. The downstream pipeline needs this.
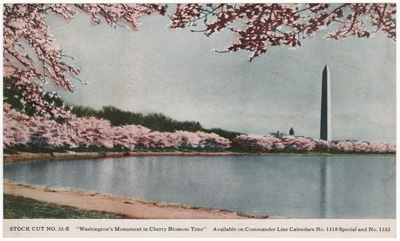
[43,5,396,141]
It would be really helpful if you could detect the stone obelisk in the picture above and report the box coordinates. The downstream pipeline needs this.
[320,65,331,141]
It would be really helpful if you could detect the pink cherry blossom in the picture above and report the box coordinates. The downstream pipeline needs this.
[170,3,396,61]
[3,4,166,120]
[3,102,231,150]
[232,134,395,154]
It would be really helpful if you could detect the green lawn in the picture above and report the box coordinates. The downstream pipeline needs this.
[3,194,124,219]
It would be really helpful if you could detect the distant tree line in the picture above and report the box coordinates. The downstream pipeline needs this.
[3,78,241,140]
[71,105,241,139]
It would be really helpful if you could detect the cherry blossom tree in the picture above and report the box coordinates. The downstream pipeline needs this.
[3,3,166,120]
[3,103,231,150]
[170,3,396,61]
[232,134,396,154]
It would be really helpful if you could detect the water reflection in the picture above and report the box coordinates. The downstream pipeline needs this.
[320,157,327,218]
[3,155,395,218]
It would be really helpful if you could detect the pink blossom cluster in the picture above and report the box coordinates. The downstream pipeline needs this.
[232,135,395,154]
[169,3,396,61]
[169,4,201,28]
[3,103,230,150]
[324,4,375,42]
[330,141,396,154]
[75,4,166,30]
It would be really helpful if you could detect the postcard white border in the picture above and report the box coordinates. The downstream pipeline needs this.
[1,1,399,240]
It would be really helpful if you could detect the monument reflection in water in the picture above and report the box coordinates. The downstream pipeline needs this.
[320,157,329,218]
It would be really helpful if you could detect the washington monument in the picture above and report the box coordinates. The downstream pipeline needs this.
[320,65,331,141]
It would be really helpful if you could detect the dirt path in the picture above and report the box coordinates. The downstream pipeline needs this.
[3,181,266,219]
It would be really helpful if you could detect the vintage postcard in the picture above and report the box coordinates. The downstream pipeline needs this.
[2,2,397,238]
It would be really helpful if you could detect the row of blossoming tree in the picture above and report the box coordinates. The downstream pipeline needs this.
[4,103,231,150]
[5,102,395,153]
[232,135,396,154]
[3,3,396,153]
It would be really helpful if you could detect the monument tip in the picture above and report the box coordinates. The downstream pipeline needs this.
[323,64,329,73]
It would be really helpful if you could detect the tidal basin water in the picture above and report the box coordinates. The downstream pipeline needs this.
[3,155,395,218]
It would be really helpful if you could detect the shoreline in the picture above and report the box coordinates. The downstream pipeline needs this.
[3,151,394,163]
[3,180,267,219]
[3,151,254,163]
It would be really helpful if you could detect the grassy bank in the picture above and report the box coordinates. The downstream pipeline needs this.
[3,194,124,219]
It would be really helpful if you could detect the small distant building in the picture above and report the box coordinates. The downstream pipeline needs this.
[289,127,294,136]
